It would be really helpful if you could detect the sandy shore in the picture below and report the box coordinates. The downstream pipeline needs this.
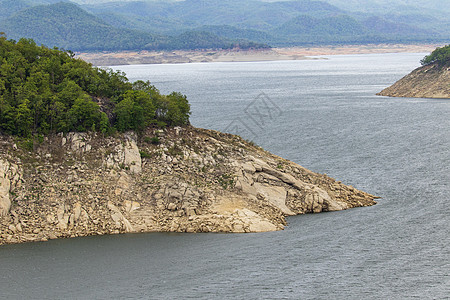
[76,44,442,66]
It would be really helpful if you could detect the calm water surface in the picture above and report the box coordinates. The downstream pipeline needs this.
[1,54,449,299]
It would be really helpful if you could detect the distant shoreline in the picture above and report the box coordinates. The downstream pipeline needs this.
[76,44,442,66]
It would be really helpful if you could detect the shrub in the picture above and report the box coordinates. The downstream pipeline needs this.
[151,136,160,145]
[139,150,152,159]
[144,136,160,145]
[218,173,235,189]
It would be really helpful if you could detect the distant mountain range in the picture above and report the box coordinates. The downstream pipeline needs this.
[0,0,448,51]
[318,0,450,14]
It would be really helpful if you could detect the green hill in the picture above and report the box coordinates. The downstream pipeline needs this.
[195,25,275,44]
[320,0,450,14]
[362,16,432,37]
[84,0,446,46]
[276,14,366,36]
[0,0,31,20]
[0,2,159,51]
[0,2,263,51]
[0,0,447,51]
[84,0,343,33]
[0,0,73,19]
[0,36,191,136]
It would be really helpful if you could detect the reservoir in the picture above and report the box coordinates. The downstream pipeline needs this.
[1,53,449,299]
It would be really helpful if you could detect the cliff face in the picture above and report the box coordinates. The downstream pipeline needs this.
[378,63,450,98]
[0,127,376,245]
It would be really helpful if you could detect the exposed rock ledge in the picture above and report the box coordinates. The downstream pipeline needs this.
[377,63,450,98]
[0,127,376,245]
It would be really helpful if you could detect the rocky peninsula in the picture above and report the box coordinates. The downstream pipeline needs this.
[378,45,450,98]
[378,63,450,98]
[0,126,377,245]
[0,37,376,245]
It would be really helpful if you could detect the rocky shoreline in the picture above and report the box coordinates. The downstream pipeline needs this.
[378,62,450,98]
[0,126,376,245]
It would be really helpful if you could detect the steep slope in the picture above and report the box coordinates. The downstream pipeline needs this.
[84,0,343,33]
[378,46,450,98]
[0,126,376,244]
[322,0,449,37]
[322,0,450,14]
[195,25,275,44]
[0,2,159,51]
[0,0,68,20]
[0,2,256,51]
[83,0,446,46]
[275,14,366,36]
[1,0,446,50]
[377,63,450,98]
[362,16,432,37]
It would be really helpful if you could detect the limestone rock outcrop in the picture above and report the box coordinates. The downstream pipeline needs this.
[0,159,21,217]
[105,133,142,174]
[0,126,376,245]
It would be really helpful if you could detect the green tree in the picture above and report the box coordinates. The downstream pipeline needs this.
[421,45,450,66]
[56,79,84,107]
[49,100,68,132]
[0,99,15,134]
[0,38,190,136]
[165,92,191,126]
[132,80,160,98]
[15,99,33,136]
[114,90,155,131]
[68,95,104,132]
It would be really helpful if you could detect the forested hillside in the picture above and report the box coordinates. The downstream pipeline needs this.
[0,2,268,51]
[81,0,449,46]
[0,0,30,20]
[0,2,161,51]
[0,37,191,137]
[321,0,450,14]
[0,0,447,51]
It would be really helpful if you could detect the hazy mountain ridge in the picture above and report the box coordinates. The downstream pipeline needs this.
[0,2,160,51]
[0,0,447,51]
[320,0,450,14]
[0,2,268,51]
[0,0,31,20]
[81,0,447,46]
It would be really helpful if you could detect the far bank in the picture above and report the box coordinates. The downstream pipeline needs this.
[76,44,441,66]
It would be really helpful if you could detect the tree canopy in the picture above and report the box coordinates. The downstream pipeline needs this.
[0,36,191,137]
[421,45,450,66]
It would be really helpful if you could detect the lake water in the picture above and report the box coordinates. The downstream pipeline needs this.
[1,54,450,299]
